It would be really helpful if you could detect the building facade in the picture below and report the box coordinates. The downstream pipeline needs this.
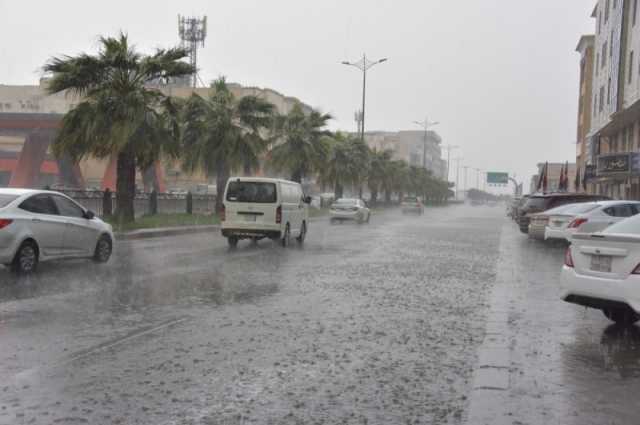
[575,35,596,193]
[0,79,311,191]
[582,0,640,199]
[364,130,447,181]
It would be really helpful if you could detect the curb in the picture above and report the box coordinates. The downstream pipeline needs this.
[116,225,220,241]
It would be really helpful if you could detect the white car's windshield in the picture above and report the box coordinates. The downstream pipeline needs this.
[0,194,18,208]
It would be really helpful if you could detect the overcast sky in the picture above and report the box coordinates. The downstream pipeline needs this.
[0,1,595,192]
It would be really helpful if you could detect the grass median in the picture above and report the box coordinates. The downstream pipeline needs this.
[105,213,220,233]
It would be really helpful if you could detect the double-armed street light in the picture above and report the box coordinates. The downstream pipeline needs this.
[342,55,388,141]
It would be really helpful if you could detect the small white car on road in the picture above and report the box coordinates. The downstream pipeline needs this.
[329,198,371,224]
[560,200,640,241]
[561,213,640,325]
[0,188,114,273]
[221,177,310,247]
[401,196,424,215]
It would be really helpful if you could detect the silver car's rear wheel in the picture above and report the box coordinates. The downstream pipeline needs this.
[12,241,38,274]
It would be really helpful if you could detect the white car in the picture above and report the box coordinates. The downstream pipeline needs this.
[560,200,640,241]
[401,196,424,215]
[543,202,600,241]
[0,188,114,273]
[329,198,371,224]
[221,177,310,247]
[561,213,640,325]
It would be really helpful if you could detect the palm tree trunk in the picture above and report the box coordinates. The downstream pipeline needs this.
[115,148,136,222]
[371,189,378,205]
[215,160,230,213]
[335,182,344,199]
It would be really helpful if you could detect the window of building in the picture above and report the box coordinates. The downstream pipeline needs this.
[630,51,635,84]
[596,53,600,76]
[602,42,608,68]
[635,0,638,26]
[605,0,610,22]
[614,0,618,9]
[594,93,598,116]
[610,30,614,58]
[600,86,605,111]
[607,77,611,104]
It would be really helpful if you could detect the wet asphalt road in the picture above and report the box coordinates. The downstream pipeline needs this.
[0,206,639,425]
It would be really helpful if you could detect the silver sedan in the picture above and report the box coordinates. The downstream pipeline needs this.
[329,198,371,224]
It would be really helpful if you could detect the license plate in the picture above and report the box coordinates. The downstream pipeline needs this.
[244,215,257,222]
[590,255,612,272]
[552,221,563,227]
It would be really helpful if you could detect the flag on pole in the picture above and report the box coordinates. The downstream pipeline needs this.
[542,162,549,193]
[536,163,545,192]
[575,165,581,192]
[559,162,565,191]
[564,161,570,191]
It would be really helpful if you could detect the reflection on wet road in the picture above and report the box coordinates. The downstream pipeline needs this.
[1,206,639,424]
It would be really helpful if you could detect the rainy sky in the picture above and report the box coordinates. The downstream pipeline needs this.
[0,0,595,191]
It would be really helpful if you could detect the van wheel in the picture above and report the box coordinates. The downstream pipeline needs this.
[296,221,307,244]
[603,308,640,325]
[227,236,239,249]
[281,225,291,247]
[12,240,39,274]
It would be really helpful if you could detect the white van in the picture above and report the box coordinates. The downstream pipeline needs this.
[221,177,311,247]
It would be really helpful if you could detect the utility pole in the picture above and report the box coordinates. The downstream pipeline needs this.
[413,117,440,170]
[443,145,459,182]
[342,55,388,141]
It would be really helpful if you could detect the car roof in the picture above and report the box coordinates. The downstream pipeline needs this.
[228,177,298,185]
[528,192,604,199]
[594,200,640,206]
[0,188,40,196]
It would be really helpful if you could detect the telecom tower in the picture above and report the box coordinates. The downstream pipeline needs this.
[178,15,207,88]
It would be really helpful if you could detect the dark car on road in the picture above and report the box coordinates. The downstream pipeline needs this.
[517,193,610,234]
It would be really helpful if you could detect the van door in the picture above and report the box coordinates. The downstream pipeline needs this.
[224,180,278,228]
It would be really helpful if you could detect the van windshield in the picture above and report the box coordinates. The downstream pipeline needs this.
[226,181,277,203]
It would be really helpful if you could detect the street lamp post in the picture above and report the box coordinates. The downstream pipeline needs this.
[342,55,388,141]
[474,168,482,190]
[413,117,439,170]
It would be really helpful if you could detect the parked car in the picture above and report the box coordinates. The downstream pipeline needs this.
[512,195,530,222]
[401,196,424,215]
[557,200,640,241]
[527,203,587,240]
[561,213,640,325]
[329,198,371,224]
[543,202,601,241]
[518,193,609,234]
[221,177,310,247]
[0,188,113,273]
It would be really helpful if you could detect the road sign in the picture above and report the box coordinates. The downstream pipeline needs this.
[486,172,509,184]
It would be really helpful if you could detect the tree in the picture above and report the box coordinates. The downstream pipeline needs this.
[181,77,275,212]
[368,148,393,205]
[270,105,332,183]
[44,33,194,222]
[316,133,370,199]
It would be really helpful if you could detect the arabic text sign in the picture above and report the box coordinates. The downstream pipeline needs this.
[598,154,630,174]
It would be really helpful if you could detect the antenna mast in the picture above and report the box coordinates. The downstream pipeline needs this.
[178,15,207,88]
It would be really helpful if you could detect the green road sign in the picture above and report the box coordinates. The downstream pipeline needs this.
[487,172,509,184]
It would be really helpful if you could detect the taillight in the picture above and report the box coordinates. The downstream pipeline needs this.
[276,205,282,224]
[568,218,588,229]
[564,247,574,268]
[220,205,226,222]
[0,219,13,230]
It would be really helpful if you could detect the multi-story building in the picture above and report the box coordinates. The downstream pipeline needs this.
[0,79,311,191]
[583,0,640,199]
[364,130,447,181]
[575,35,596,192]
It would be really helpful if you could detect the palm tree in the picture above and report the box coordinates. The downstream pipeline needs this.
[270,105,332,183]
[44,33,193,222]
[181,77,275,212]
[367,148,393,205]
